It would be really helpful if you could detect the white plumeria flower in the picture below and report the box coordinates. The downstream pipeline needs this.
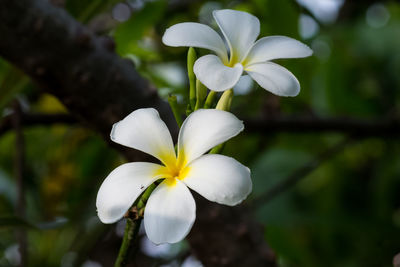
[162,9,313,96]
[96,108,252,244]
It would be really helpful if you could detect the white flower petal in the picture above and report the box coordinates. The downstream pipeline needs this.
[184,154,252,206]
[110,108,176,166]
[96,162,164,224]
[144,179,196,244]
[213,9,260,63]
[246,62,300,97]
[177,109,244,165]
[162,22,228,63]
[244,36,313,66]
[193,55,243,92]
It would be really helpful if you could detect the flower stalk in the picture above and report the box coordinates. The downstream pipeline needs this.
[195,79,207,110]
[167,94,183,127]
[187,47,197,109]
[114,218,139,267]
[203,91,216,109]
[114,183,158,267]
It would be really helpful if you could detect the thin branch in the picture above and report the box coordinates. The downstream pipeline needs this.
[250,138,353,209]
[11,100,27,267]
[3,112,400,139]
[0,112,76,136]
[245,116,400,137]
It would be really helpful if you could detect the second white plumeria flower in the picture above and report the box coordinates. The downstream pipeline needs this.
[96,108,252,244]
[162,9,313,96]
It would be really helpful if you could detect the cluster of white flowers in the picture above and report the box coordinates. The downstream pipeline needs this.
[96,9,312,245]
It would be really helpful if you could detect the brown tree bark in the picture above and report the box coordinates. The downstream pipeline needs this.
[0,0,275,266]
[0,0,174,139]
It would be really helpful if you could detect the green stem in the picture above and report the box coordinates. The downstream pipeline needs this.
[209,143,225,154]
[187,48,197,109]
[203,91,217,109]
[189,84,196,111]
[194,80,207,110]
[114,183,158,267]
[137,183,157,210]
[168,94,183,127]
[114,218,141,267]
[185,104,192,116]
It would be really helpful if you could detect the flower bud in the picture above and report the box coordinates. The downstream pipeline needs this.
[216,89,233,111]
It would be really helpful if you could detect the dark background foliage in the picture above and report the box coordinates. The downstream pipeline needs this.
[1,0,400,266]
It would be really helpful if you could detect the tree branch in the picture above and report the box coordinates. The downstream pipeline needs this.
[245,115,400,137]
[0,112,76,136]
[0,0,175,138]
[3,112,400,138]
[12,100,28,267]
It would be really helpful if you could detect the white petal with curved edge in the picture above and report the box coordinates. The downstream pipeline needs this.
[96,162,164,224]
[162,22,228,63]
[244,36,313,66]
[144,179,196,244]
[177,109,244,166]
[213,9,260,63]
[184,154,252,206]
[110,108,176,166]
[193,55,243,92]
[246,62,300,97]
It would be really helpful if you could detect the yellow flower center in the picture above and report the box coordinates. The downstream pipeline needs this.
[166,164,190,180]
[162,165,191,187]
[156,153,191,187]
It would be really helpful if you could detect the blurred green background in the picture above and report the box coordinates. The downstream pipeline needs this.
[1,0,400,266]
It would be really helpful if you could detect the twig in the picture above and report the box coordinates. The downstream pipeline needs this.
[251,138,353,209]
[245,115,400,137]
[11,100,27,267]
[3,112,400,139]
[0,112,76,136]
